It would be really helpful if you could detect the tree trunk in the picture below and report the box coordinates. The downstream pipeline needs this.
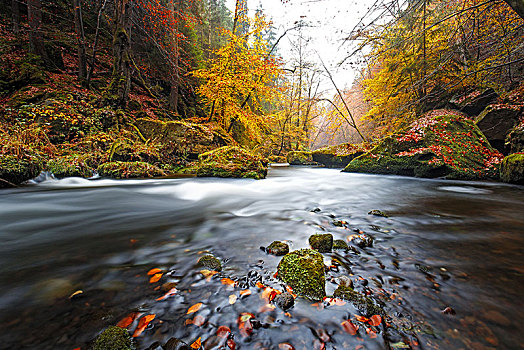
[167,0,179,114]
[27,0,46,59]
[12,0,20,33]
[73,0,87,81]
[108,0,132,108]
[86,0,108,88]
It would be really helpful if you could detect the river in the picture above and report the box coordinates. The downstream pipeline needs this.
[0,166,522,349]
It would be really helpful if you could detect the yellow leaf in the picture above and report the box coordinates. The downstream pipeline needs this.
[190,337,201,349]
[149,273,163,283]
[228,294,237,305]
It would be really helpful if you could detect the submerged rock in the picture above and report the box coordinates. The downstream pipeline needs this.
[500,153,524,184]
[350,234,374,248]
[272,292,295,310]
[333,285,384,317]
[266,241,290,256]
[277,249,326,301]
[475,104,522,154]
[344,112,503,180]
[309,233,333,253]
[333,239,349,251]
[197,255,222,272]
[286,151,316,165]
[0,155,41,187]
[368,209,388,218]
[312,143,369,168]
[97,161,166,179]
[163,337,191,350]
[196,146,267,179]
[93,326,134,350]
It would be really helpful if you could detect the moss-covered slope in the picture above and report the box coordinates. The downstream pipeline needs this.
[195,146,267,179]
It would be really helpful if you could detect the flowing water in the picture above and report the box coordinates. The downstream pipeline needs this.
[0,167,522,350]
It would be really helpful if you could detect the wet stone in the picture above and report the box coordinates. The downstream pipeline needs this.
[197,254,222,272]
[333,285,384,317]
[273,292,295,310]
[337,276,354,289]
[266,241,290,256]
[333,239,349,250]
[309,233,333,253]
[368,209,389,217]
[163,337,191,350]
[350,234,374,248]
[93,326,134,350]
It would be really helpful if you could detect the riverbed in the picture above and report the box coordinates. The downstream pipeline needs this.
[0,166,522,349]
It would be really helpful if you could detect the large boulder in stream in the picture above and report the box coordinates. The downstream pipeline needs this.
[475,104,523,154]
[344,111,503,180]
[312,143,369,168]
[286,151,316,165]
[0,155,42,187]
[277,249,326,301]
[97,161,166,179]
[195,146,268,179]
[500,153,524,184]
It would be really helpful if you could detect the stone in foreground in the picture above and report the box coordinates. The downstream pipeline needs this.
[309,233,333,253]
[277,249,326,301]
[500,153,524,184]
[196,146,267,179]
[272,292,295,310]
[93,326,134,350]
[266,241,290,256]
[333,285,384,317]
[197,254,222,272]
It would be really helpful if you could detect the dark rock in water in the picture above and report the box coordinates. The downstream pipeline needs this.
[333,285,384,317]
[450,88,498,116]
[368,209,388,217]
[506,121,524,154]
[475,104,522,154]
[333,239,349,251]
[286,151,317,165]
[238,270,262,288]
[350,234,373,248]
[332,219,347,227]
[309,233,333,253]
[97,161,166,179]
[0,155,41,188]
[93,326,134,350]
[273,292,295,310]
[310,207,321,212]
[344,112,503,180]
[500,153,524,184]
[196,146,268,180]
[163,337,191,350]
[441,307,456,315]
[277,249,326,301]
[312,143,369,168]
[266,241,290,256]
[197,255,222,272]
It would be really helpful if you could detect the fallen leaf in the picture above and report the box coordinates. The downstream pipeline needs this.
[221,278,236,286]
[132,314,156,337]
[278,343,295,350]
[229,294,237,305]
[192,315,205,326]
[355,315,369,323]
[147,268,162,275]
[149,273,163,283]
[156,287,177,301]
[190,337,201,349]
[259,303,276,312]
[240,289,252,297]
[116,312,142,329]
[187,302,203,314]
[216,325,231,338]
[69,290,83,299]
[369,314,382,326]
[227,338,236,350]
[341,320,359,335]
[200,269,219,281]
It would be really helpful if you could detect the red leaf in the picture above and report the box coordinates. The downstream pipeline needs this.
[341,320,359,335]
[369,314,382,326]
[132,314,156,337]
[217,325,231,338]
[116,312,142,329]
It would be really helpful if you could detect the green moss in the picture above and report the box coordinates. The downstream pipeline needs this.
[312,143,369,168]
[196,146,267,180]
[287,151,314,165]
[333,239,349,250]
[277,249,326,301]
[309,234,333,253]
[267,241,290,256]
[333,285,384,317]
[97,161,166,179]
[93,326,134,350]
[197,255,222,271]
[0,155,42,187]
[500,153,524,184]
[47,156,93,178]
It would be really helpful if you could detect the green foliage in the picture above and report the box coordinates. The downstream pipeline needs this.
[196,146,268,179]
[97,161,166,179]
[286,151,314,165]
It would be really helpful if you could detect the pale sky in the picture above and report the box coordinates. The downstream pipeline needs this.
[225,0,377,94]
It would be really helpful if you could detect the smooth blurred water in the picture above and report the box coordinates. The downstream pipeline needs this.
[0,167,522,349]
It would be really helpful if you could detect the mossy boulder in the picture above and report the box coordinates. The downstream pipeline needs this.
[349,234,374,248]
[97,161,166,179]
[134,118,233,160]
[475,104,522,154]
[0,155,42,187]
[333,239,349,251]
[309,233,333,253]
[368,209,388,217]
[333,285,384,317]
[93,326,134,350]
[500,153,524,184]
[277,249,326,301]
[266,241,290,256]
[195,146,267,179]
[312,143,369,168]
[506,121,524,154]
[47,155,93,178]
[272,292,295,310]
[197,255,222,272]
[344,112,503,180]
[287,151,316,165]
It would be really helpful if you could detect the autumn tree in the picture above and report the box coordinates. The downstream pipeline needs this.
[27,0,47,60]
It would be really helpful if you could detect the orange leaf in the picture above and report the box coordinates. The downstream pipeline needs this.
[187,302,203,314]
[341,320,359,335]
[216,325,231,338]
[369,314,382,327]
[200,269,219,281]
[147,268,162,275]
[227,338,236,350]
[156,287,177,301]
[221,278,236,286]
[149,273,163,283]
[240,289,252,297]
[190,337,201,349]
[116,312,142,329]
[132,314,156,337]
[354,315,369,323]
[259,303,276,312]
[192,315,205,326]
[256,282,265,289]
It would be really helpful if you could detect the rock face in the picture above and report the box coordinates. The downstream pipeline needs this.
[344,112,503,180]
[134,118,233,159]
[500,153,524,184]
[0,155,41,187]
[312,143,368,168]
[309,234,333,253]
[97,161,166,179]
[196,146,268,179]
[475,104,523,154]
[93,326,134,350]
[450,88,498,116]
[506,121,524,154]
[286,151,316,165]
[277,249,326,301]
